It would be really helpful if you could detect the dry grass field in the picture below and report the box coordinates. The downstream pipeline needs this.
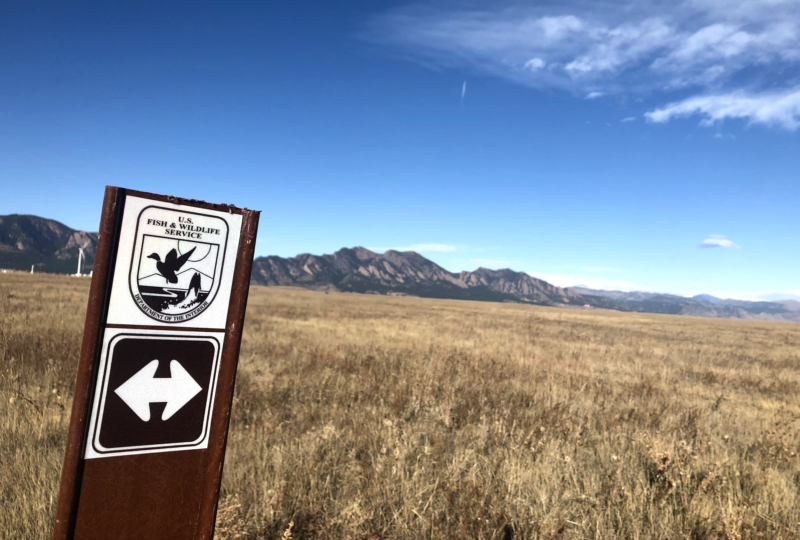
[2,273,800,539]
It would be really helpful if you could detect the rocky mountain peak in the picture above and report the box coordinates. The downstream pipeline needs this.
[251,247,589,306]
[0,214,98,274]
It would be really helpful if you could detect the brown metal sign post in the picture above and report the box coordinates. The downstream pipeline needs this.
[53,187,259,540]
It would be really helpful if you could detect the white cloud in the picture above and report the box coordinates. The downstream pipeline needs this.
[651,21,799,80]
[646,87,800,129]
[696,235,740,249]
[621,116,636,122]
[565,18,674,76]
[365,0,800,129]
[524,57,546,70]
[585,91,604,99]
[538,15,585,39]
[371,243,458,253]
[751,289,800,302]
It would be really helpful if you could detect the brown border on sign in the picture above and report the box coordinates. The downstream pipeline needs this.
[128,205,229,324]
[88,332,220,456]
[105,323,226,333]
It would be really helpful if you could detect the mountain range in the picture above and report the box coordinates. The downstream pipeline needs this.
[2,215,798,323]
[571,287,800,322]
[251,248,800,322]
[251,246,617,308]
[0,215,96,274]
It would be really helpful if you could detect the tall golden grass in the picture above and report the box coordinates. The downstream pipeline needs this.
[2,273,800,539]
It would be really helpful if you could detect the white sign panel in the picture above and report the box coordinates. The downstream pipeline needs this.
[85,194,243,459]
[84,328,222,459]
[106,196,243,329]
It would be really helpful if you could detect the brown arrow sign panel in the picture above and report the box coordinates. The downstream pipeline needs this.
[53,187,259,540]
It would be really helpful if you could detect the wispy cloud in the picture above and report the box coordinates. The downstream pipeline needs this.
[365,0,800,129]
[621,116,636,122]
[696,234,740,249]
[646,87,800,129]
[461,80,467,103]
[370,243,458,253]
[750,289,800,302]
[524,57,546,71]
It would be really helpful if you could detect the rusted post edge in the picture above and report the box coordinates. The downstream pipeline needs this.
[53,186,125,540]
[195,208,260,540]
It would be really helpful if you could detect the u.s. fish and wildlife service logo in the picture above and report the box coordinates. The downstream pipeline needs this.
[129,206,229,323]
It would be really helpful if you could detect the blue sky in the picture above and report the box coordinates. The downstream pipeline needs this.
[0,1,798,300]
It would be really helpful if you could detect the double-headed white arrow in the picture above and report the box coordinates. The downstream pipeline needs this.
[114,360,202,421]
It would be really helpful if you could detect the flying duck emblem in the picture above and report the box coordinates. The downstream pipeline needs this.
[131,207,229,323]
[147,247,196,284]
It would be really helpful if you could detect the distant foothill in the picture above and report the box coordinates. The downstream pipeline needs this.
[2,214,798,322]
